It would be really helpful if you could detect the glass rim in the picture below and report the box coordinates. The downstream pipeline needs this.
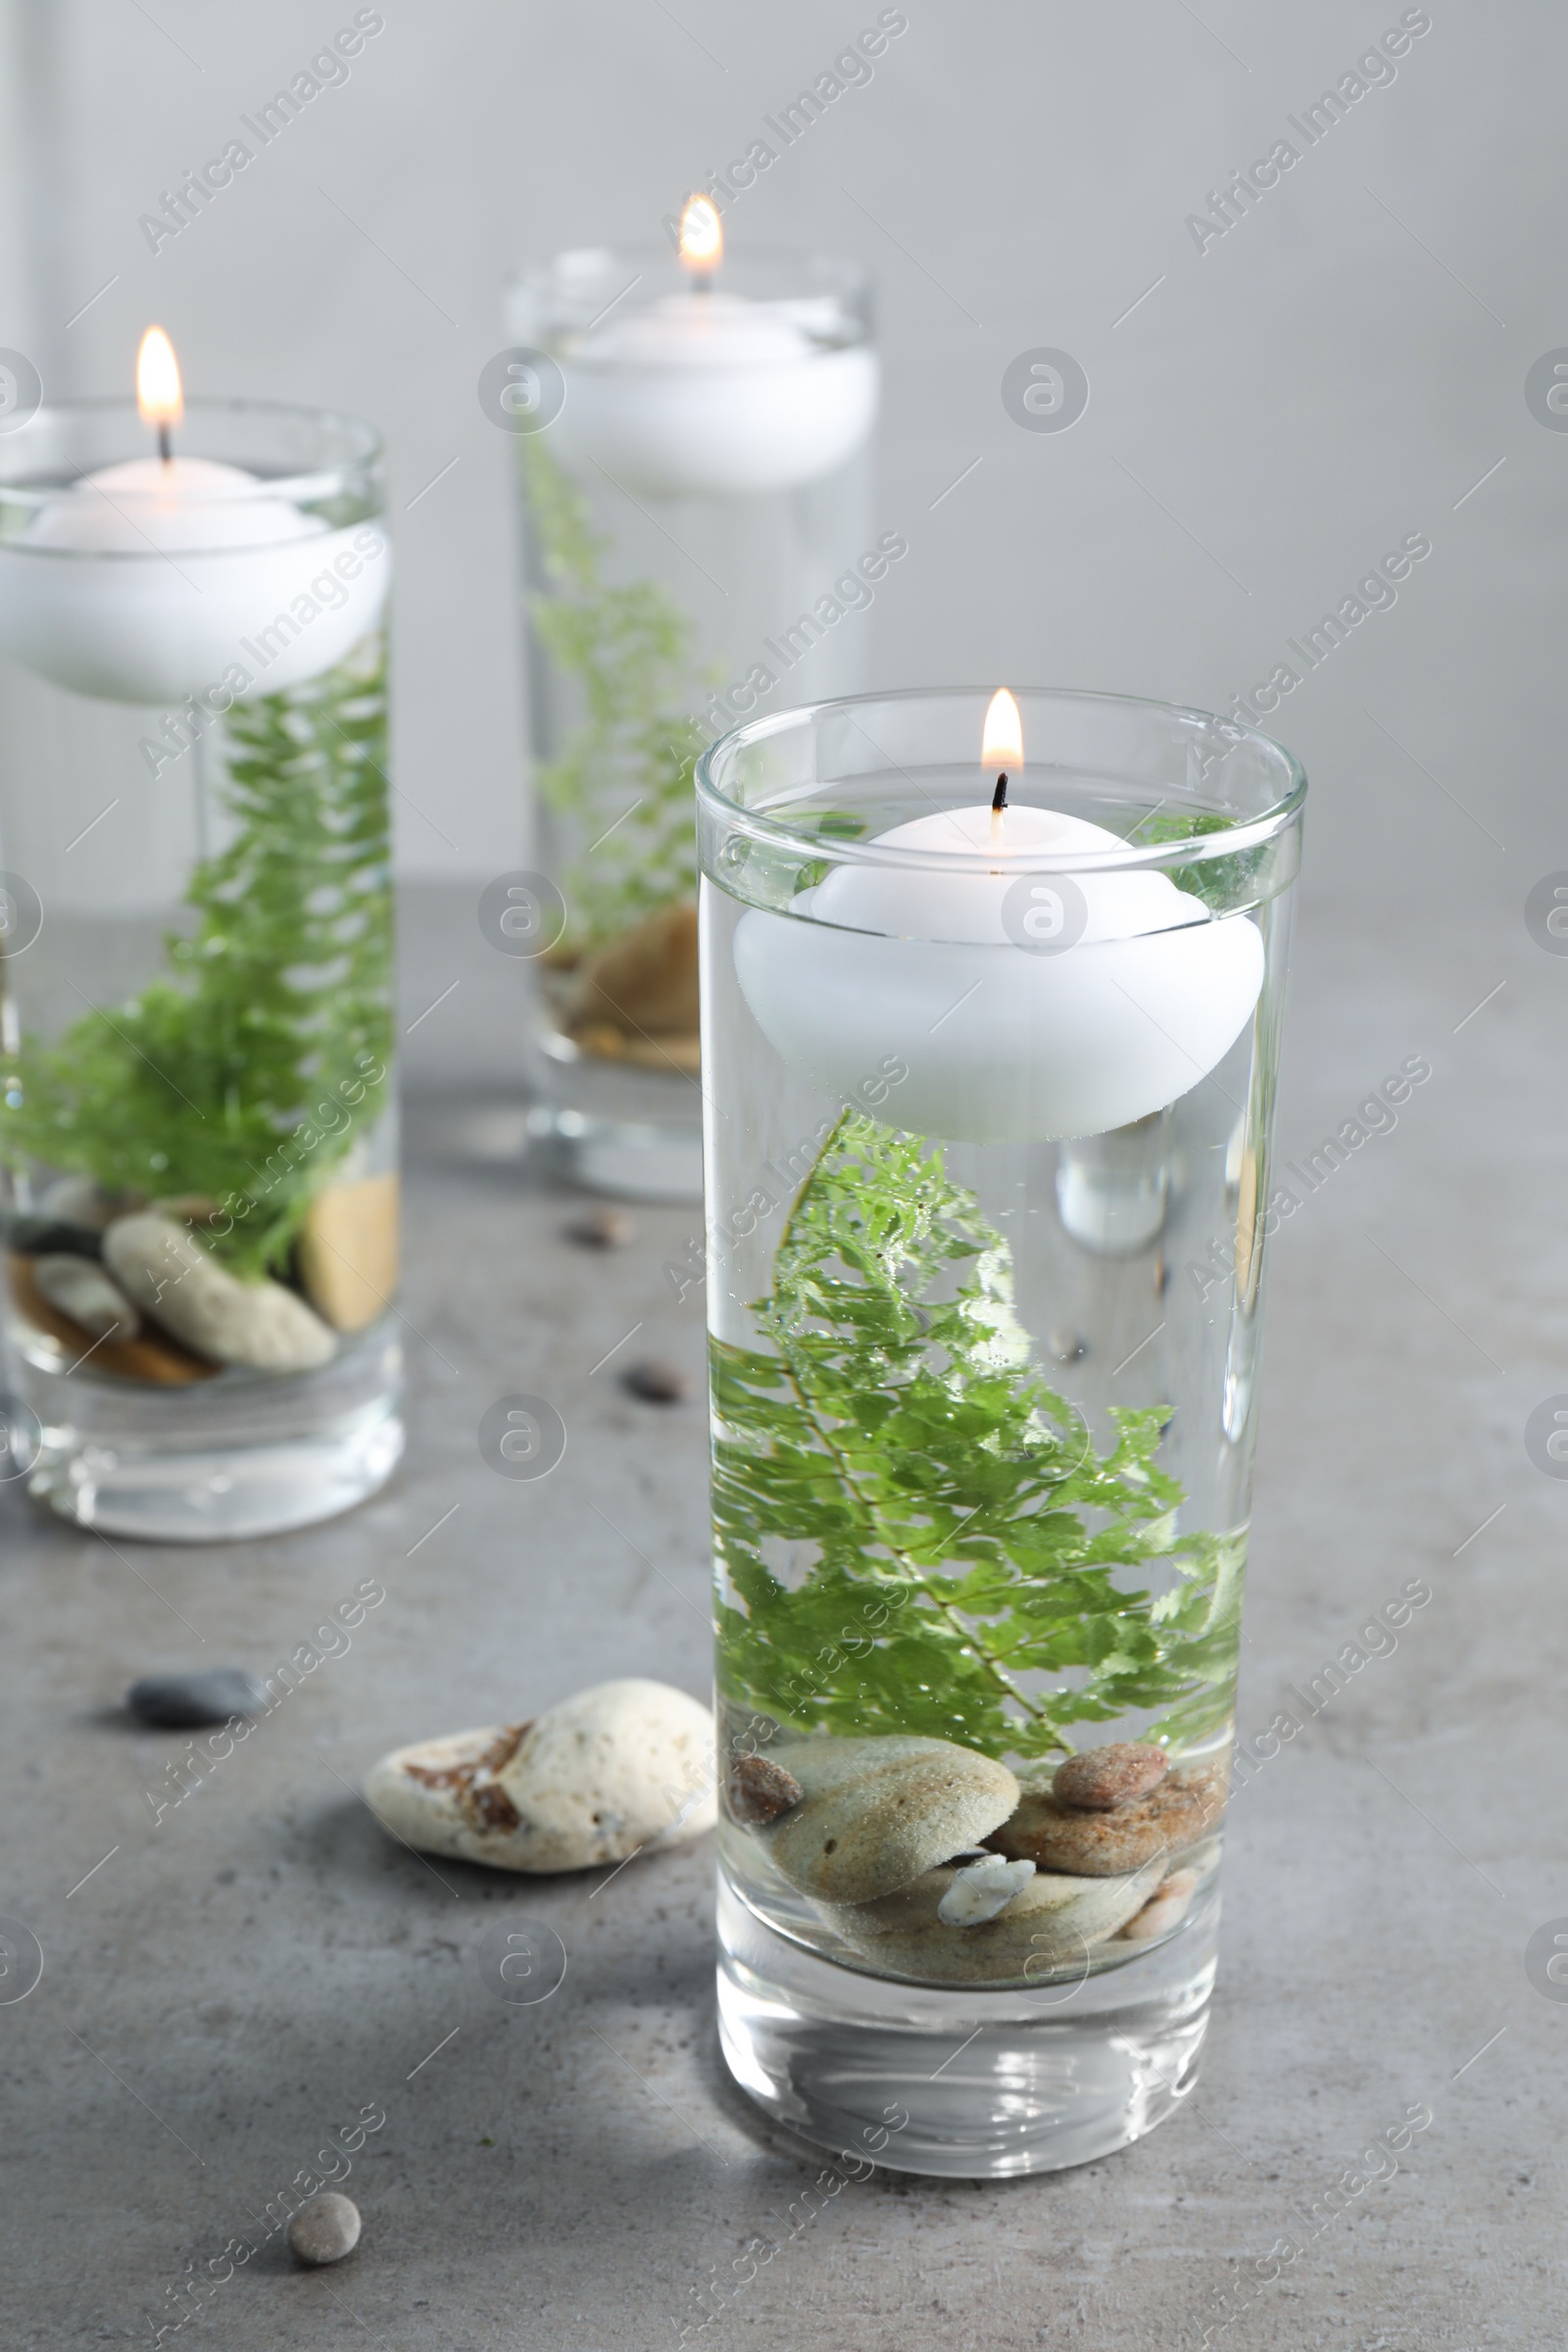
[0,395,384,514]
[506,243,873,303]
[696,683,1308,874]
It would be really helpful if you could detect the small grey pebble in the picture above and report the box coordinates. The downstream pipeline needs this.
[1049,1328,1088,1364]
[126,1669,268,1729]
[570,1205,636,1249]
[287,2192,361,2267]
[622,1357,690,1404]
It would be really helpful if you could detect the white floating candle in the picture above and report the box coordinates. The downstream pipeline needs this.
[550,200,877,499]
[732,690,1264,1144]
[0,327,387,705]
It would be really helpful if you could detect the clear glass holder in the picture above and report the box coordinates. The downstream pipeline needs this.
[696,685,1304,2176]
[716,1874,1215,2178]
[504,245,879,1200]
[0,397,401,1541]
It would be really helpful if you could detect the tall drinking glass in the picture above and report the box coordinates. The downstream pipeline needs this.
[504,246,878,1200]
[0,399,399,1541]
[698,687,1304,2176]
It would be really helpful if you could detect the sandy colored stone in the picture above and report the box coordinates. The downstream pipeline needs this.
[570,903,699,1039]
[288,2192,361,2266]
[364,1679,716,1873]
[1116,1866,1201,1941]
[822,1855,1166,1984]
[297,1172,399,1333]
[617,1030,701,1073]
[985,1764,1225,1877]
[1053,1740,1168,1812]
[571,1020,703,1075]
[756,1736,1019,1904]
[103,1213,336,1375]
[30,1253,140,1341]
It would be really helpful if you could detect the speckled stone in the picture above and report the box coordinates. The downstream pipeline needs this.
[727,1753,804,1827]
[985,1765,1225,1877]
[756,1736,1019,1904]
[364,1679,716,1872]
[287,2192,361,2266]
[1053,1741,1169,1812]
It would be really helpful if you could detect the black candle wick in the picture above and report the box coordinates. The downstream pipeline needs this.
[991,772,1008,812]
[157,421,172,463]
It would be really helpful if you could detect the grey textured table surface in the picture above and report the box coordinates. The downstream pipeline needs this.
[3,882,1561,2352]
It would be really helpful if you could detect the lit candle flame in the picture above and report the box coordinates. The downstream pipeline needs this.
[678,193,722,278]
[136,326,184,432]
[982,688,1022,835]
[981,687,1022,773]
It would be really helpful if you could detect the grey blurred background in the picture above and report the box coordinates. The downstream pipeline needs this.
[0,0,1554,929]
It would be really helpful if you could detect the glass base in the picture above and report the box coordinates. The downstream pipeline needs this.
[15,1329,404,1542]
[526,1104,704,1203]
[715,1875,1214,2179]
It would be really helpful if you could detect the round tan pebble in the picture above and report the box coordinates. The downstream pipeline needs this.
[572,902,700,1037]
[296,1174,399,1334]
[986,1766,1224,1878]
[1116,1867,1200,1942]
[288,2192,361,2266]
[1054,1741,1167,1812]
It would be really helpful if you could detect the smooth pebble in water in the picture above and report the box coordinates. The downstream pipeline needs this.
[758,1736,1019,1904]
[727,1753,804,1826]
[288,2192,361,2266]
[104,1213,336,1374]
[1054,1741,1168,1812]
[1117,1867,1200,1941]
[823,1855,1165,1984]
[937,1852,1035,1925]
[31,1253,140,1340]
[986,1766,1224,1876]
